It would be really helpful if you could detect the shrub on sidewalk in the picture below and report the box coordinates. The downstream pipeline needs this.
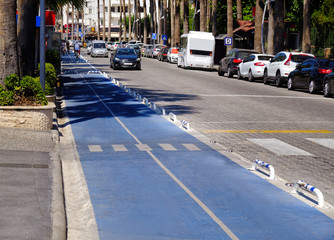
[39,63,57,95]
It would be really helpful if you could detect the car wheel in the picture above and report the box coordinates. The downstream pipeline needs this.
[227,66,233,78]
[275,71,283,87]
[309,79,317,94]
[323,80,331,97]
[218,65,224,76]
[237,69,242,80]
[263,69,269,85]
[287,77,295,90]
[248,70,254,82]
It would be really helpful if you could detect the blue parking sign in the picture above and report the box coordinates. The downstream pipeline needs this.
[224,37,233,46]
[162,35,168,41]
[152,33,157,40]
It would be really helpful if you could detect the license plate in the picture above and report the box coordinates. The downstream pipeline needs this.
[124,63,133,66]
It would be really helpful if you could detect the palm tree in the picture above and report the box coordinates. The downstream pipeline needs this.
[183,0,189,34]
[175,0,181,46]
[128,0,131,40]
[103,0,106,41]
[170,0,175,46]
[143,0,148,43]
[274,0,284,54]
[237,0,242,20]
[267,1,274,54]
[97,0,100,40]
[254,0,264,52]
[122,0,126,40]
[227,0,233,52]
[108,0,111,41]
[211,0,217,35]
[302,0,311,53]
[0,0,19,85]
[119,0,123,41]
[200,0,206,31]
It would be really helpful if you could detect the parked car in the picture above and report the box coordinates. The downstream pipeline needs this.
[147,44,166,58]
[167,47,179,63]
[110,48,141,70]
[86,43,92,55]
[218,48,259,77]
[144,45,153,57]
[126,44,141,56]
[157,47,169,61]
[263,51,315,87]
[237,54,274,81]
[120,41,128,48]
[323,72,334,97]
[110,42,120,51]
[91,40,108,58]
[106,42,113,50]
[287,58,334,93]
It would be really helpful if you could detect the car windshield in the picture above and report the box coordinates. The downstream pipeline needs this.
[238,51,257,59]
[291,54,314,63]
[94,43,106,48]
[117,49,136,56]
[258,56,272,61]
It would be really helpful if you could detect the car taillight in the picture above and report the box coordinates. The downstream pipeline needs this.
[233,59,242,64]
[209,52,212,56]
[190,50,193,54]
[254,62,265,66]
[318,69,332,74]
[284,53,292,66]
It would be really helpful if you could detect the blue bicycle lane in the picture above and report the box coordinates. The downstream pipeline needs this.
[61,58,334,240]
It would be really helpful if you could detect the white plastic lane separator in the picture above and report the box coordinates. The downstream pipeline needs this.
[143,97,149,105]
[150,102,157,110]
[291,180,325,208]
[160,108,166,116]
[247,138,313,156]
[181,120,190,131]
[137,94,142,102]
[82,76,239,240]
[169,112,177,122]
[249,159,275,180]
[306,138,334,150]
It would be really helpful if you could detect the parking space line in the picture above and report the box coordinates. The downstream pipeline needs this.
[136,144,152,151]
[112,144,128,152]
[306,138,334,150]
[248,138,313,156]
[88,145,103,152]
[182,144,201,151]
[159,143,177,151]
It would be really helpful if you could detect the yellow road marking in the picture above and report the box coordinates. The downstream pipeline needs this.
[203,130,334,134]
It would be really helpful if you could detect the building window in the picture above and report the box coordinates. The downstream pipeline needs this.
[105,7,108,12]
[89,8,92,14]
[111,7,115,12]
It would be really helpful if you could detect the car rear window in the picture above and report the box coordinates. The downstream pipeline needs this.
[291,54,314,63]
[190,50,212,56]
[94,43,106,48]
[258,56,272,61]
[238,51,257,59]
[171,49,179,54]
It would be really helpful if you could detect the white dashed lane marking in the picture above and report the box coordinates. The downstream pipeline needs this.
[136,144,152,151]
[306,138,334,150]
[88,145,103,152]
[248,138,313,156]
[159,143,177,151]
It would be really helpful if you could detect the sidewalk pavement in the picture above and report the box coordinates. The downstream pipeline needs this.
[0,126,65,239]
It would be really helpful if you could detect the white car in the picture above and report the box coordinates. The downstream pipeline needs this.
[110,42,120,51]
[237,54,274,82]
[86,43,92,55]
[91,40,108,58]
[167,48,179,63]
[263,51,315,87]
[106,42,113,51]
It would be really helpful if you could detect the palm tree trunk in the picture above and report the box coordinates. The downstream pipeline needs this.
[128,0,131,40]
[175,0,180,46]
[143,0,148,43]
[212,0,217,35]
[268,1,274,54]
[66,5,69,40]
[237,0,242,20]
[227,0,233,52]
[274,0,284,54]
[158,0,162,43]
[302,0,311,53]
[71,5,74,41]
[61,7,64,40]
[17,0,37,77]
[97,0,100,40]
[122,0,126,40]
[0,0,19,84]
[254,0,264,52]
[183,0,189,34]
[103,0,106,41]
[119,0,123,41]
[108,0,111,41]
[76,8,80,40]
[82,9,85,43]
[170,0,175,46]
[200,0,206,31]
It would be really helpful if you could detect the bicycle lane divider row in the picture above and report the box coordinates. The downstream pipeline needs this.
[61,59,334,239]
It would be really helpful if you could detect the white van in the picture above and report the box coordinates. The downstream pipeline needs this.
[177,31,215,69]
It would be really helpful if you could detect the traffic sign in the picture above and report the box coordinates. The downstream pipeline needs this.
[162,35,168,41]
[224,37,233,46]
[152,33,156,40]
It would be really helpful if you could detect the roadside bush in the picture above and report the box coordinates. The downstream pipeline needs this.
[38,63,57,95]
[20,76,47,105]
[4,74,20,91]
[0,85,14,106]
[46,49,61,71]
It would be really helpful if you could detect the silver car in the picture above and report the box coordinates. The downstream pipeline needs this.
[86,43,92,55]
[91,40,108,58]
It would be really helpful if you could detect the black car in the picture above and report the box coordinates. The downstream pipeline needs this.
[157,47,169,61]
[287,58,334,93]
[126,44,141,57]
[323,72,334,97]
[110,48,141,70]
[218,48,259,78]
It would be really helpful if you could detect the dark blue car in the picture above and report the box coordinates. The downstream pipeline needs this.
[287,58,334,93]
[110,48,141,70]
